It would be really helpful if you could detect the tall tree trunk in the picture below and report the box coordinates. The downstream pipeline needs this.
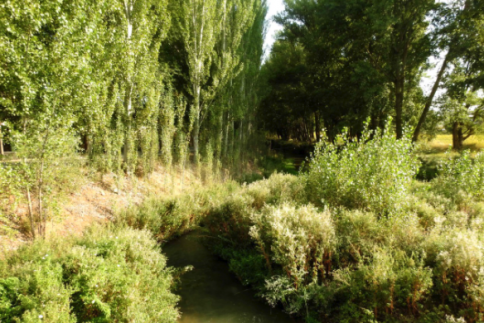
[412,54,450,142]
[216,112,223,162]
[26,186,35,239]
[0,125,4,155]
[123,4,133,171]
[314,112,321,142]
[394,78,404,139]
[123,85,132,169]
[452,122,464,150]
[223,111,230,158]
[192,93,201,164]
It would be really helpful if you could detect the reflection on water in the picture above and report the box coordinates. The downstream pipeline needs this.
[163,231,294,323]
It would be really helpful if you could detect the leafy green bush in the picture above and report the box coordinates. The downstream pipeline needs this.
[200,167,484,322]
[0,226,179,322]
[205,193,254,247]
[434,151,484,200]
[423,228,484,320]
[305,121,420,215]
[329,249,433,322]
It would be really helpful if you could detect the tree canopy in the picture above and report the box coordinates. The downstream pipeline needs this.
[260,0,484,145]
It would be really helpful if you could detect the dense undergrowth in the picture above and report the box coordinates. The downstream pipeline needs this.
[115,128,484,322]
[0,226,179,322]
[2,124,484,322]
[152,125,484,322]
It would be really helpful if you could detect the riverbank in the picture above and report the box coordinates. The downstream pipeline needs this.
[2,131,484,322]
[0,165,215,253]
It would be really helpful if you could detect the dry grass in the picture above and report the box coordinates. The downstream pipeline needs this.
[0,164,229,255]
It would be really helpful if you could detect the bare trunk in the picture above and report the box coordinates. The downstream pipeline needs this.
[38,160,45,237]
[192,89,201,164]
[26,185,35,239]
[223,111,230,158]
[37,111,53,238]
[452,122,464,150]
[123,4,133,171]
[315,112,321,142]
[0,125,4,155]
[193,117,200,164]
[395,78,404,139]
[123,86,132,169]
[413,54,450,142]
[216,112,223,162]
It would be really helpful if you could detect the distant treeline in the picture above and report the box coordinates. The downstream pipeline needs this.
[260,0,484,148]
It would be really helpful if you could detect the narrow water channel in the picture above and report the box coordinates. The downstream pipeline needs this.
[163,231,294,323]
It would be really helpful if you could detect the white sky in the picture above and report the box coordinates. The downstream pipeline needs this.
[263,0,285,58]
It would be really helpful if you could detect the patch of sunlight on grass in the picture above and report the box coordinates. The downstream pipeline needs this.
[417,134,484,158]
[429,134,484,151]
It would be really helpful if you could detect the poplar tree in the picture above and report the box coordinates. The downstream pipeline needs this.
[211,0,264,164]
[173,0,221,163]
[0,0,100,236]
[116,0,169,173]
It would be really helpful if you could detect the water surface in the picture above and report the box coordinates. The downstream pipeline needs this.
[163,231,294,323]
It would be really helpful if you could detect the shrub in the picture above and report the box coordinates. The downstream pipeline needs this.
[204,194,254,247]
[0,226,179,322]
[246,173,307,208]
[116,181,240,241]
[250,203,335,314]
[335,209,389,266]
[434,151,484,201]
[424,228,484,321]
[330,249,433,322]
[305,121,420,215]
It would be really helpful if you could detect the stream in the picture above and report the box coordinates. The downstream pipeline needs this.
[163,231,294,323]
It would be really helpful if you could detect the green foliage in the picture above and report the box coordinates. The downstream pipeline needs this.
[433,151,484,200]
[0,164,23,233]
[6,139,484,323]
[116,181,240,241]
[0,0,267,183]
[261,0,484,142]
[0,121,82,237]
[305,121,420,215]
[0,226,179,322]
[195,137,484,322]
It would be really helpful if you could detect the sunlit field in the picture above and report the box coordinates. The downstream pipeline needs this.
[427,134,484,152]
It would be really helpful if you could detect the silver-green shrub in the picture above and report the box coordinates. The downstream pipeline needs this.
[250,203,335,313]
